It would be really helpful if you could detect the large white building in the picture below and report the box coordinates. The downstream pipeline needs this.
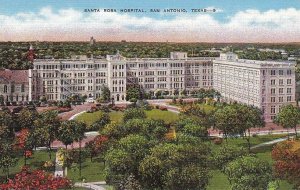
[214,53,296,121]
[32,52,214,102]
[0,51,296,121]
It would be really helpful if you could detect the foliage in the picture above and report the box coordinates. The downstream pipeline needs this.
[139,142,211,190]
[90,111,110,131]
[274,104,300,138]
[126,86,142,101]
[224,156,272,190]
[272,140,300,189]
[123,108,146,122]
[97,85,111,103]
[57,120,86,148]
[85,135,109,161]
[213,144,247,171]
[17,108,38,130]
[0,167,71,190]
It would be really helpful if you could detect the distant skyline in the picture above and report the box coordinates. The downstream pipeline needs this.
[0,0,300,42]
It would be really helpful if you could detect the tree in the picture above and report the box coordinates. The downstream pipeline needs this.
[17,108,38,130]
[98,85,110,103]
[0,142,18,180]
[213,105,238,140]
[213,144,247,171]
[274,104,300,138]
[85,135,108,162]
[57,121,76,149]
[72,121,86,177]
[90,111,110,131]
[15,128,34,166]
[225,156,272,190]
[105,135,149,187]
[126,86,141,101]
[235,104,264,152]
[139,143,211,190]
[272,140,300,189]
[0,167,71,190]
[123,108,146,122]
[33,110,61,159]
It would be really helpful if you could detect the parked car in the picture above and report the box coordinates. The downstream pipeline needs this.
[87,97,95,103]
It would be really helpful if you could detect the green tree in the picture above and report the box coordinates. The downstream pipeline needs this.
[139,142,211,190]
[0,142,18,180]
[33,110,61,159]
[213,105,238,140]
[274,104,300,138]
[98,85,111,103]
[90,111,110,131]
[213,144,247,171]
[72,121,86,177]
[123,108,146,122]
[105,135,149,187]
[236,104,264,152]
[126,86,141,101]
[17,107,38,129]
[225,156,272,190]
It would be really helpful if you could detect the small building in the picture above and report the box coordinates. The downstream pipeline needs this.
[0,69,36,104]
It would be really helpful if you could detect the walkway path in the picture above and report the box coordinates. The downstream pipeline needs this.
[74,182,106,190]
[54,151,64,177]
[250,136,291,149]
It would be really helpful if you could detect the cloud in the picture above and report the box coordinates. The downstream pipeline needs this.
[0,7,299,42]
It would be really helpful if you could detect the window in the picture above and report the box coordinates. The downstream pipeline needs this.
[287,96,292,102]
[279,97,283,102]
[11,84,15,93]
[279,88,283,94]
[287,70,292,75]
[271,97,276,102]
[279,79,283,85]
[271,88,275,94]
[271,80,276,85]
[279,70,283,75]
[271,106,276,114]
[287,79,292,85]
[4,85,7,93]
[271,70,276,75]
[287,88,292,94]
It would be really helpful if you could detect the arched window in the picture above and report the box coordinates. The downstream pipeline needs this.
[4,85,7,93]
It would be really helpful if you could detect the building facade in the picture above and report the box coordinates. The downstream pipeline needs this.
[0,52,296,121]
[214,53,296,121]
[0,69,36,103]
[32,52,214,102]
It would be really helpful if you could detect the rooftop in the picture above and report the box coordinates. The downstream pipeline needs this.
[0,69,29,84]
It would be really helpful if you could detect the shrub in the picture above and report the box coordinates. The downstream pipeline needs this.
[159,106,168,111]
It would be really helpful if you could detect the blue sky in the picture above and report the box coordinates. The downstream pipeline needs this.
[0,0,300,42]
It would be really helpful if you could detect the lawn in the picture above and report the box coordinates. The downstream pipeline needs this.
[67,157,106,183]
[208,137,294,190]
[76,109,179,126]
[0,150,56,178]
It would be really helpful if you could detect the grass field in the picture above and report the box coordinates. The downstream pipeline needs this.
[67,157,106,183]
[0,150,56,178]
[76,109,179,126]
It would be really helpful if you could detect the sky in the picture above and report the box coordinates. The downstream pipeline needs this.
[0,0,300,42]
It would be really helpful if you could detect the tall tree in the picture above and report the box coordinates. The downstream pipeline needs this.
[274,104,300,138]
[272,140,300,189]
[33,110,61,159]
[72,121,86,177]
[236,104,264,152]
[17,108,38,130]
[225,156,272,190]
